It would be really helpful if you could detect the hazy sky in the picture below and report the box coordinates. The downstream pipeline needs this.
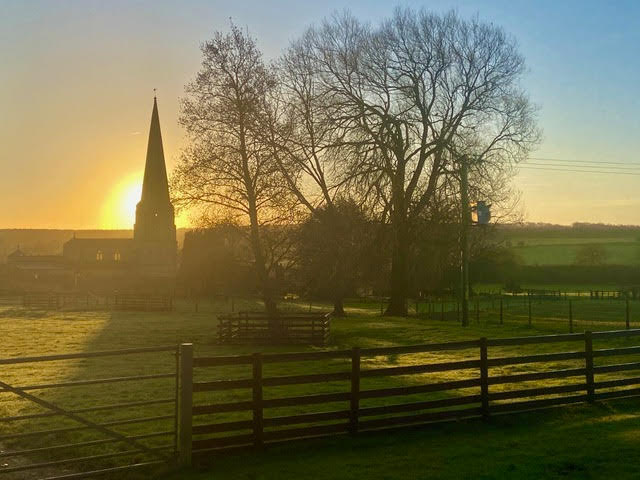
[2,0,640,228]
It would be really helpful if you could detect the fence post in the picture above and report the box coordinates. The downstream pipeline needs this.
[584,331,595,403]
[252,353,264,448]
[440,300,444,321]
[569,300,573,333]
[499,298,503,325]
[626,298,630,330]
[528,293,532,326]
[479,337,489,418]
[178,343,193,467]
[350,347,360,434]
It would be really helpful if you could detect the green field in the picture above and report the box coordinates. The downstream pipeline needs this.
[497,225,640,266]
[170,400,640,480]
[2,298,640,479]
[511,242,640,266]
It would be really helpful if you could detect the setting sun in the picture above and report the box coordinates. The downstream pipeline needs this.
[100,173,143,229]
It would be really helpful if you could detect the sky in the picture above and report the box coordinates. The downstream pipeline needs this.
[2,0,640,228]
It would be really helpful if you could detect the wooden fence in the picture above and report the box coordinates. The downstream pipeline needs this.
[113,293,173,311]
[178,329,640,464]
[14,293,174,312]
[217,312,331,346]
[4,330,640,475]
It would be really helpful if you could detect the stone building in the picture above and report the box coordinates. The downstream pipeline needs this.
[6,97,177,292]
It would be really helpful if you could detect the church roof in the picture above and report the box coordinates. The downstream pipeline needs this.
[64,238,134,246]
[140,97,170,206]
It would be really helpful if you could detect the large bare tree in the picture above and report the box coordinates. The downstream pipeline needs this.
[173,25,292,317]
[261,41,366,316]
[288,8,539,315]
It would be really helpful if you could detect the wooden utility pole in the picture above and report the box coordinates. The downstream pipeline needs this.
[460,158,470,327]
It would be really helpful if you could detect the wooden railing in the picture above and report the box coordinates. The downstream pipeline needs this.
[217,312,331,345]
[16,293,174,312]
[179,329,640,462]
[4,331,640,474]
[113,293,173,311]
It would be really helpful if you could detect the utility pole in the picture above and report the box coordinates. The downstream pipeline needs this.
[460,157,470,327]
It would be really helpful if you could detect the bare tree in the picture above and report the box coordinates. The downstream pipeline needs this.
[289,8,539,315]
[173,25,293,317]
[261,43,366,315]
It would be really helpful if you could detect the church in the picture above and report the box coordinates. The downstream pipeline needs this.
[7,98,178,293]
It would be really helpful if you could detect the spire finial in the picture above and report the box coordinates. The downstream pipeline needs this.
[153,88,157,100]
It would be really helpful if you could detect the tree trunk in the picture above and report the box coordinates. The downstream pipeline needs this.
[385,177,409,317]
[332,297,346,317]
[385,234,409,316]
[246,202,278,320]
[239,116,278,321]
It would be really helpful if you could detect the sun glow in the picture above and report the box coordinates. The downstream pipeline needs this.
[100,173,143,229]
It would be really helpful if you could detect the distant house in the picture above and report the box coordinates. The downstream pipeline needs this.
[5,98,177,293]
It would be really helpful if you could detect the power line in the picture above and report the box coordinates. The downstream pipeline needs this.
[522,162,640,173]
[518,165,640,176]
[529,156,640,167]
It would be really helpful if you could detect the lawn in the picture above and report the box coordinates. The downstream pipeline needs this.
[2,297,640,479]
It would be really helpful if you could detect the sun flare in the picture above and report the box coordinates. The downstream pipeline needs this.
[100,173,143,229]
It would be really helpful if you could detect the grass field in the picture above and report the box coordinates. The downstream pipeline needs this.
[511,242,640,266]
[497,225,640,266]
[2,297,640,479]
[168,400,640,480]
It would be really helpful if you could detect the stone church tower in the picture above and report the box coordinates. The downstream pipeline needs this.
[134,97,177,275]
[8,97,178,293]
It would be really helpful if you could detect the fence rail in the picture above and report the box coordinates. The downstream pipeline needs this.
[12,293,174,311]
[181,328,640,462]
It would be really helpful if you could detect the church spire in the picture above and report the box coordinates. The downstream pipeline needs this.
[134,96,176,246]
[140,96,170,204]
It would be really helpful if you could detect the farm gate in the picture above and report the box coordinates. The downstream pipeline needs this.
[0,346,179,479]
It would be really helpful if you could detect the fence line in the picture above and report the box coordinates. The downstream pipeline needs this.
[181,328,640,463]
[4,330,640,475]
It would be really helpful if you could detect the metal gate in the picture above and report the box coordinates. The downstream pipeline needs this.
[0,346,179,479]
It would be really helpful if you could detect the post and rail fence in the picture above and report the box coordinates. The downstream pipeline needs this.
[4,329,640,476]
[178,328,640,466]
[217,312,331,346]
[15,292,174,312]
